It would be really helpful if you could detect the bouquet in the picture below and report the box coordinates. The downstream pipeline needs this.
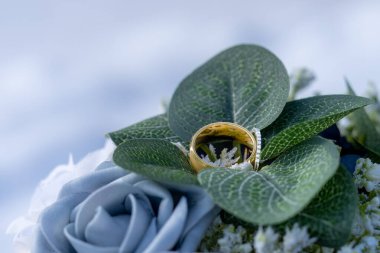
[7,45,380,253]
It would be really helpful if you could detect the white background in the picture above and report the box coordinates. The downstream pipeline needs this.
[1,0,380,250]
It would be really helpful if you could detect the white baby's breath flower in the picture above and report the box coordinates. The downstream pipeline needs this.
[351,194,380,239]
[366,197,380,233]
[321,247,335,253]
[213,147,240,167]
[217,224,252,253]
[230,161,253,171]
[209,144,217,158]
[344,157,380,252]
[253,226,280,253]
[354,158,380,192]
[337,243,357,253]
[6,140,115,253]
[349,196,380,252]
[367,165,380,182]
[236,243,254,253]
[353,235,378,253]
[202,144,241,168]
[282,223,317,253]
[218,225,238,253]
[362,236,378,252]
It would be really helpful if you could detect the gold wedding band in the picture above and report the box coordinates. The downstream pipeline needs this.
[189,122,260,173]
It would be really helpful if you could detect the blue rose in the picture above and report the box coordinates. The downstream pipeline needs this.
[34,161,219,253]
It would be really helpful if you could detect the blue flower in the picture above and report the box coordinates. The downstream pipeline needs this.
[34,161,219,253]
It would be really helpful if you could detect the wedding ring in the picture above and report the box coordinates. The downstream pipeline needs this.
[189,122,260,173]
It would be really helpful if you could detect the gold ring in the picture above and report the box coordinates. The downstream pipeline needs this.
[189,122,260,173]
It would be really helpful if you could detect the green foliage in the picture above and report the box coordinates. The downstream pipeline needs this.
[113,139,198,185]
[346,82,380,159]
[198,137,339,225]
[288,68,316,101]
[286,166,358,248]
[261,95,372,160]
[108,45,373,247]
[168,44,289,141]
[108,114,182,145]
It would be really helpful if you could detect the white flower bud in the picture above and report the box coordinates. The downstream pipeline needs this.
[253,226,279,253]
[366,164,380,181]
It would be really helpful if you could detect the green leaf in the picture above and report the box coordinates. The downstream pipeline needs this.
[346,82,380,158]
[261,95,372,160]
[286,166,358,248]
[108,114,183,145]
[198,137,339,225]
[219,167,357,248]
[168,44,289,141]
[113,139,198,184]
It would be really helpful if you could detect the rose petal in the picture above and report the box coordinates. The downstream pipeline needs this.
[95,161,117,171]
[119,194,153,252]
[37,193,87,252]
[179,206,220,252]
[134,218,158,253]
[61,166,127,222]
[58,166,127,200]
[25,156,219,253]
[75,174,149,240]
[134,180,174,229]
[34,226,59,253]
[142,197,188,253]
[164,183,217,236]
[64,223,118,253]
[85,207,130,247]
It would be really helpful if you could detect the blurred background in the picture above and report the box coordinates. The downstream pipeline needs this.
[1,0,380,250]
